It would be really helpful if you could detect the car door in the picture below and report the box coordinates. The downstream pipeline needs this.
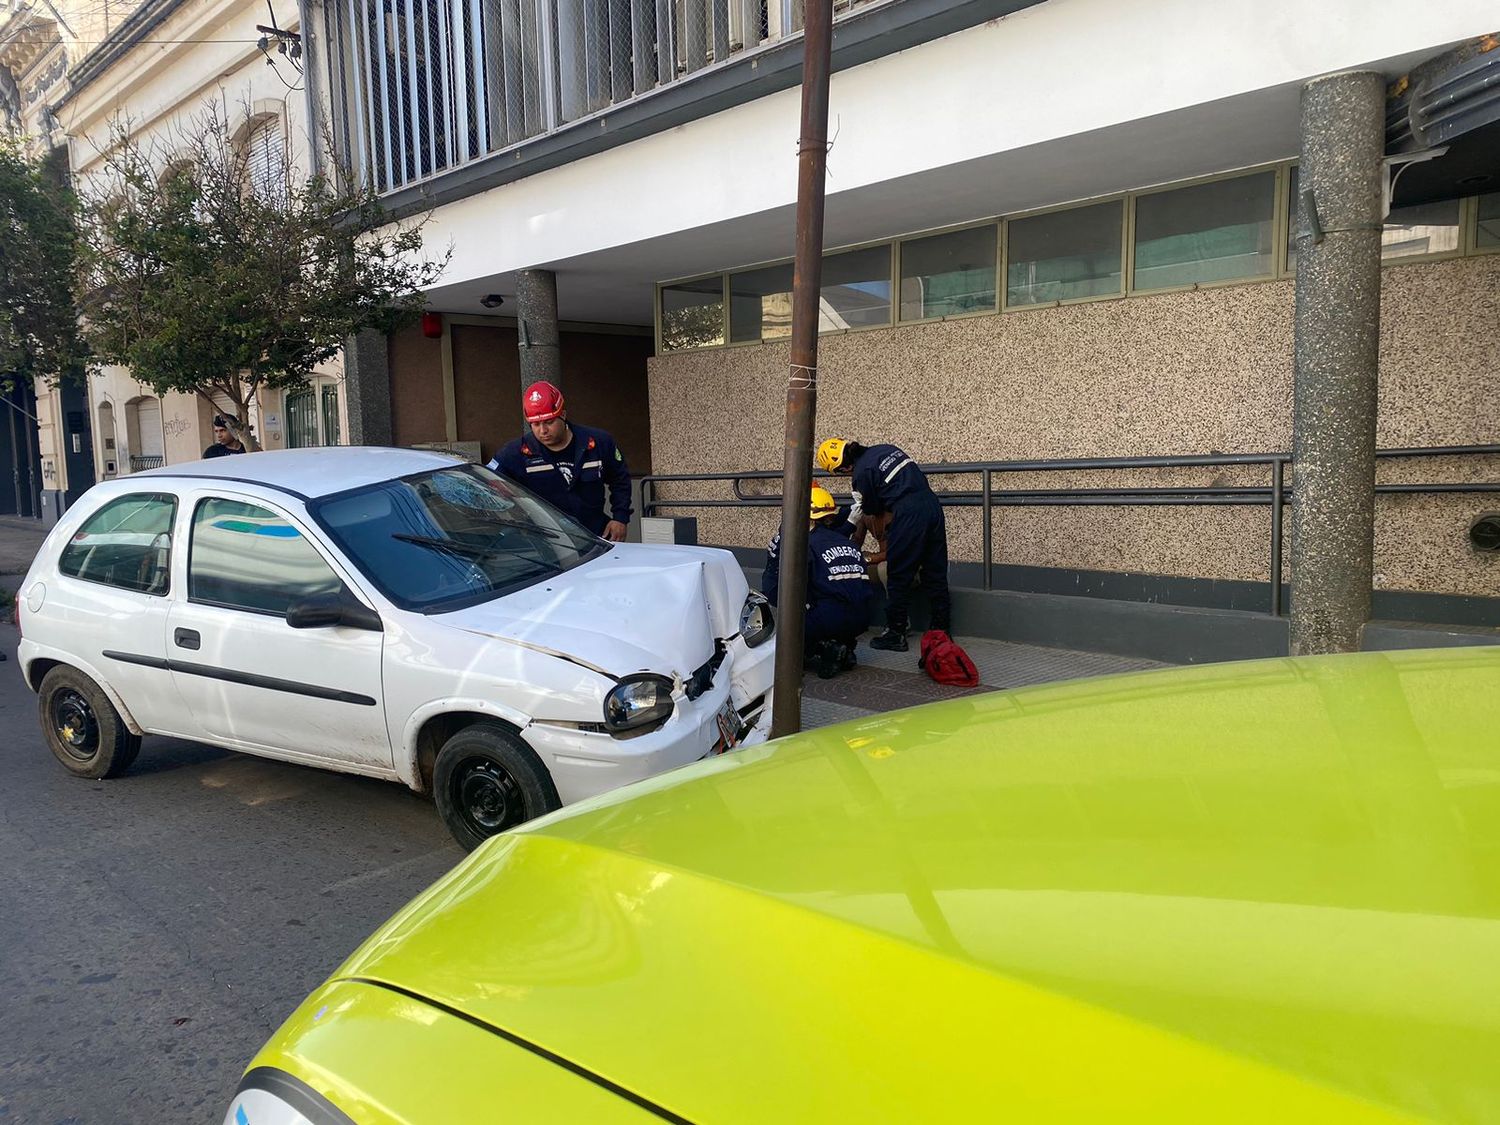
[164,490,391,770]
[50,490,192,736]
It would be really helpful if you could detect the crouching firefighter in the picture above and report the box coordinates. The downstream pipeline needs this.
[815,438,950,652]
[761,486,874,678]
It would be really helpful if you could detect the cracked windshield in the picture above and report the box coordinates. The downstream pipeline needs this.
[314,465,607,611]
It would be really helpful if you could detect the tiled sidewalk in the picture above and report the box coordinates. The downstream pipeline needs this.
[799,633,1170,728]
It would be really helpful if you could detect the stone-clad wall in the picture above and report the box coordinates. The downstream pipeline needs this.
[647,255,1500,598]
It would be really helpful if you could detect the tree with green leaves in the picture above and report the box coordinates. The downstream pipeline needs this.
[75,106,450,449]
[0,138,86,394]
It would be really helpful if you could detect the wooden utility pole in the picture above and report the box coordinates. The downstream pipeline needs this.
[769,0,833,738]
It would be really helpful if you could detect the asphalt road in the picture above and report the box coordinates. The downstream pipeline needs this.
[0,620,466,1124]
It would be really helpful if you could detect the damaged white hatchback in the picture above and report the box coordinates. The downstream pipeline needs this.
[14,448,775,849]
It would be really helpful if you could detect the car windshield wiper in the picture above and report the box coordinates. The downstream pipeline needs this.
[392,533,495,559]
[392,533,568,578]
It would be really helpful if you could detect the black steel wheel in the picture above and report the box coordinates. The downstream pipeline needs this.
[52,688,100,762]
[433,722,561,851]
[452,757,523,835]
[38,666,142,779]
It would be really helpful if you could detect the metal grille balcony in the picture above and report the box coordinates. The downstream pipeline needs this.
[129,454,165,472]
[323,0,876,195]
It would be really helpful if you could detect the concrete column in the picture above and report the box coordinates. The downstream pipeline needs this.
[516,269,561,387]
[343,329,392,446]
[1290,70,1385,656]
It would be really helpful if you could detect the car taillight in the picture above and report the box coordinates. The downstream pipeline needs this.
[12,591,21,633]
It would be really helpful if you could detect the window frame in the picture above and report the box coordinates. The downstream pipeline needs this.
[1470,192,1500,257]
[56,492,180,598]
[1127,164,1286,297]
[724,258,795,349]
[653,158,1498,350]
[186,494,350,620]
[999,193,1129,314]
[656,273,729,355]
[895,217,1002,324]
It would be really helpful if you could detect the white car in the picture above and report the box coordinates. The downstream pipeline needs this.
[14,448,776,848]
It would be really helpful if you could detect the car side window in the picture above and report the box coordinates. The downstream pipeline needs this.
[57,493,178,596]
[188,498,343,616]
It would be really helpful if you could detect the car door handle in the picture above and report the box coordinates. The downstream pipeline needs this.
[174,628,201,651]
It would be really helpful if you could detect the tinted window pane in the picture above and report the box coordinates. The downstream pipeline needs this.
[1133,172,1276,290]
[190,499,342,615]
[660,279,724,351]
[1479,193,1500,249]
[729,262,794,343]
[59,493,177,595]
[1007,201,1123,306]
[900,226,997,320]
[820,245,891,331]
[1381,198,1460,260]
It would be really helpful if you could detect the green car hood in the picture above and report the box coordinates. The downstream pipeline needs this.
[334,648,1500,1121]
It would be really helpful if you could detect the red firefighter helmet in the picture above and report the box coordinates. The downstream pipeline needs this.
[522,380,566,423]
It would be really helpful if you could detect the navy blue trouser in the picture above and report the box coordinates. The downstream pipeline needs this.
[884,493,950,632]
[805,598,871,651]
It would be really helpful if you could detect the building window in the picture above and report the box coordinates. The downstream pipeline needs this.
[242,114,287,195]
[1132,171,1277,291]
[1006,200,1123,307]
[660,278,725,351]
[729,262,794,343]
[285,387,320,448]
[728,246,892,342]
[899,225,997,321]
[287,382,343,447]
[1477,193,1500,250]
[1381,198,1461,260]
[321,384,342,446]
[819,245,892,331]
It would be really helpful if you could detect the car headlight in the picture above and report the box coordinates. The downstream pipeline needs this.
[739,592,774,647]
[603,673,675,733]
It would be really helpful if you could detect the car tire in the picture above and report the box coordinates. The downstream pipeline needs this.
[433,723,561,851]
[38,666,142,780]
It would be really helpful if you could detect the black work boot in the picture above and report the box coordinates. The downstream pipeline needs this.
[814,640,841,679]
[870,627,908,652]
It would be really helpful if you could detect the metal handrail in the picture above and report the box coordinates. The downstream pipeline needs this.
[640,444,1500,617]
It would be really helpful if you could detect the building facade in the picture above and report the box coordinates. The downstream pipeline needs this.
[0,0,110,522]
[55,0,348,489]
[318,0,1499,628]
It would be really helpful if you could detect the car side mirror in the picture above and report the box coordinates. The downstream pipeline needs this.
[286,591,383,632]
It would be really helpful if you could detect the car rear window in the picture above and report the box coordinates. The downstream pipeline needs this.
[58,493,178,595]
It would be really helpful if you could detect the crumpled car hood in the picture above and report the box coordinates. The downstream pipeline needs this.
[435,543,749,681]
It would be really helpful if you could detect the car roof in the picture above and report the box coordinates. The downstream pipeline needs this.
[132,446,465,499]
[334,647,1500,1120]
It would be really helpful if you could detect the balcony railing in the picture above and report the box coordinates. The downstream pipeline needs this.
[324,0,879,196]
[128,454,165,472]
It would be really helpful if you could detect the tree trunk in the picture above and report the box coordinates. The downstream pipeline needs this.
[231,376,261,452]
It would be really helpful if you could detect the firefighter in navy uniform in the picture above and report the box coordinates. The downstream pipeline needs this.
[815,437,950,652]
[761,487,874,678]
[489,381,632,541]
